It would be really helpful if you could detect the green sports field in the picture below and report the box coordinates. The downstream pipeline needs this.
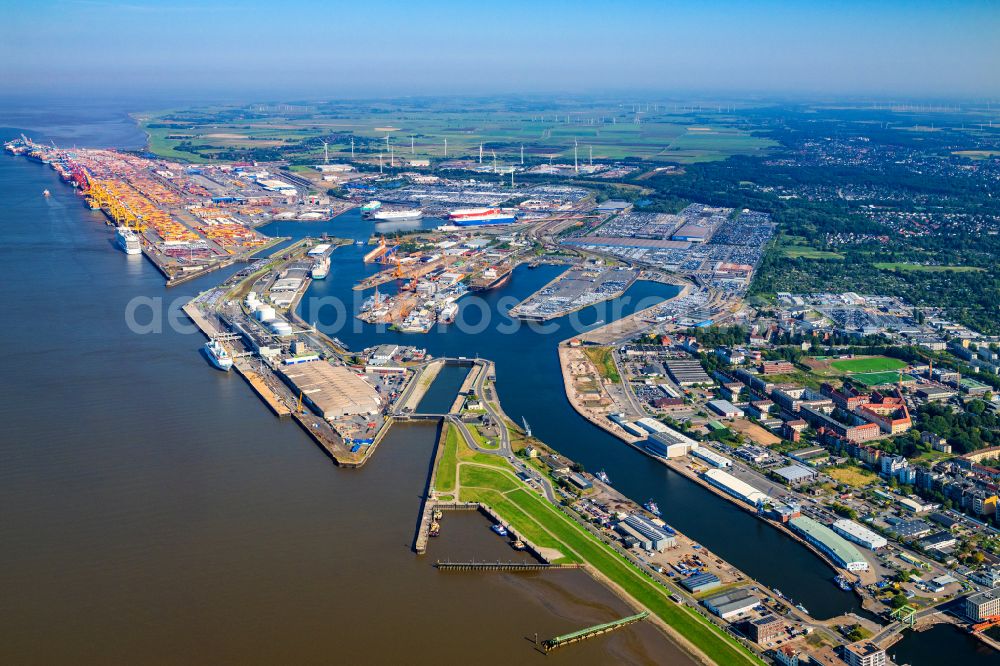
[851,371,905,387]
[830,357,907,373]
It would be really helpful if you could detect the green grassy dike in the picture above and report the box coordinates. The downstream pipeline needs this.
[433,425,762,666]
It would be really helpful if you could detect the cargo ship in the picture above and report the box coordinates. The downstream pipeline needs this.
[360,200,382,216]
[449,207,517,226]
[438,301,459,324]
[115,227,142,255]
[371,209,422,222]
[204,339,234,371]
[310,256,330,279]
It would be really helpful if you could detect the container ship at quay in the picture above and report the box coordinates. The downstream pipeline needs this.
[448,207,517,226]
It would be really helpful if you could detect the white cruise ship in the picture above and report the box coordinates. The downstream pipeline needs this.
[204,339,234,371]
[116,227,142,255]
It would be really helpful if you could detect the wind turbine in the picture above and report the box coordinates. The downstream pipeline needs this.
[323,141,329,164]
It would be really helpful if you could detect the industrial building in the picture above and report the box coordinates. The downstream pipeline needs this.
[964,587,1000,621]
[702,468,768,506]
[615,513,676,552]
[831,519,888,550]
[917,531,957,552]
[692,448,733,469]
[773,464,817,486]
[681,572,721,593]
[665,359,713,386]
[280,360,381,419]
[646,427,700,458]
[635,417,670,434]
[707,399,743,418]
[702,588,758,619]
[789,517,869,571]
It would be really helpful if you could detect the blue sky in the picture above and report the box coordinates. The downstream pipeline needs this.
[2,0,998,98]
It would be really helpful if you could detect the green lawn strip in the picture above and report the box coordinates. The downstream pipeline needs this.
[583,346,621,383]
[502,488,761,666]
[433,425,459,493]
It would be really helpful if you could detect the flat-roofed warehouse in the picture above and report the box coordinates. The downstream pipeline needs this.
[665,359,712,386]
[280,360,381,418]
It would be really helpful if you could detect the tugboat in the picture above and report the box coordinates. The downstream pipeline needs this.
[491,523,508,537]
[596,470,611,484]
[834,575,852,591]
[644,500,661,516]
[795,603,809,615]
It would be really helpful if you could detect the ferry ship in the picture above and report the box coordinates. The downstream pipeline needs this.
[311,256,330,279]
[449,207,517,226]
[644,500,661,516]
[204,339,234,371]
[491,523,509,537]
[115,227,142,255]
[371,209,422,222]
[360,200,382,216]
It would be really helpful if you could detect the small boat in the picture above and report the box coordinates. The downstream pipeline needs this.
[644,500,661,516]
[511,539,525,550]
[491,523,508,537]
[429,521,440,537]
[432,509,443,520]
[596,470,611,484]
[42,189,51,197]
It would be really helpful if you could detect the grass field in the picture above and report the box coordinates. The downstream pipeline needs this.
[874,262,984,273]
[826,466,878,488]
[851,371,906,387]
[830,356,907,373]
[583,346,621,383]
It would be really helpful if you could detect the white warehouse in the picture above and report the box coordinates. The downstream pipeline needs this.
[831,519,888,550]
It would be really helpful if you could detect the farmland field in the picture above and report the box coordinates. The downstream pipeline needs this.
[830,356,907,373]
[137,101,778,165]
